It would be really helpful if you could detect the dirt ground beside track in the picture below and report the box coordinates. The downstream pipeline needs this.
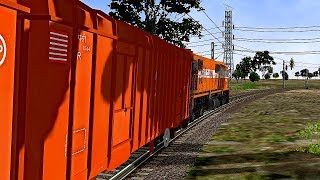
[187,88,320,179]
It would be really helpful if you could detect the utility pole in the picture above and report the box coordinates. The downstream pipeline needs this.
[282,60,285,88]
[211,42,214,60]
[223,5,234,78]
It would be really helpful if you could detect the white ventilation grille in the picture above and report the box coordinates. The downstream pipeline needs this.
[49,30,69,63]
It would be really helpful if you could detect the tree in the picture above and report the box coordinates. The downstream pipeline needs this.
[251,51,276,72]
[289,58,295,70]
[300,69,310,88]
[249,72,260,82]
[236,57,252,80]
[109,0,203,47]
[268,66,274,74]
[313,71,319,78]
[280,71,289,80]
[295,71,300,79]
[308,73,314,79]
[260,65,273,79]
[300,69,309,78]
[273,73,279,78]
[264,73,271,80]
[232,70,241,82]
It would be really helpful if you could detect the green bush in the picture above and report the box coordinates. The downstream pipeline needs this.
[264,73,271,80]
[231,83,257,90]
[298,122,320,155]
[249,72,260,82]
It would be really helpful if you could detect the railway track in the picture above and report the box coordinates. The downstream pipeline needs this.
[96,88,286,180]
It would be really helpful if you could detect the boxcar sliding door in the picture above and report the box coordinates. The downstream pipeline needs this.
[109,41,135,168]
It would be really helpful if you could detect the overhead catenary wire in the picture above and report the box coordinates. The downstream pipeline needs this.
[234,28,320,33]
[185,13,224,46]
[236,37,320,41]
[235,49,320,55]
[196,48,223,54]
[234,39,320,44]
[233,45,294,64]
[234,53,320,70]
[201,10,224,34]
[186,37,224,44]
[235,25,320,29]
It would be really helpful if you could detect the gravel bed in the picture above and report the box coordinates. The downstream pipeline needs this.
[126,90,278,180]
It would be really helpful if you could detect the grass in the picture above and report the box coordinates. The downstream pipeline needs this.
[229,79,320,95]
[187,88,320,179]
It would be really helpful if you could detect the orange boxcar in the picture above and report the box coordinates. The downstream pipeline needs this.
[1,0,229,179]
[3,0,192,179]
[0,1,29,180]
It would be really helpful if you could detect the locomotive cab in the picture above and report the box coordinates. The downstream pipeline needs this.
[190,55,230,120]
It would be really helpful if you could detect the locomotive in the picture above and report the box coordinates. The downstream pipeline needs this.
[0,0,229,179]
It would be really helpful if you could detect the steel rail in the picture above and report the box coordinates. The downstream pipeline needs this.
[102,88,283,180]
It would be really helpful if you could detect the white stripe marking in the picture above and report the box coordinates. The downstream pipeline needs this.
[50,37,68,43]
[49,47,67,52]
[50,42,67,48]
[50,31,68,39]
[49,57,67,62]
[49,52,67,57]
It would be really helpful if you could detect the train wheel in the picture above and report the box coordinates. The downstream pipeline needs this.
[189,113,196,122]
[222,96,227,105]
[199,107,204,116]
[214,98,220,108]
[163,128,171,147]
[207,98,214,110]
[181,119,189,128]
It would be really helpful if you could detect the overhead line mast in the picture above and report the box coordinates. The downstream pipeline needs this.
[223,5,234,78]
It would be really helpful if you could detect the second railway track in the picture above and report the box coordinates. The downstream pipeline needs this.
[97,88,287,180]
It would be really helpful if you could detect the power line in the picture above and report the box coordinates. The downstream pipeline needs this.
[235,49,320,55]
[196,48,223,54]
[235,25,320,30]
[236,37,320,41]
[233,46,320,66]
[188,42,212,47]
[233,52,282,64]
[233,45,320,55]
[201,10,224,34]
[206,26,224,31]
[186,37,224,44]
[185,13,224,45]
[294,61,320,66]
[235,39,320,44]
[234,28,320,33]
[198,31,223,37]
[216,52,224,59]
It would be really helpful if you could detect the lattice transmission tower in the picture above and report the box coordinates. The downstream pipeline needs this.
[223,6,234,77]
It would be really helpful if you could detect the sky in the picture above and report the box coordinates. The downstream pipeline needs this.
[81,0,320,78]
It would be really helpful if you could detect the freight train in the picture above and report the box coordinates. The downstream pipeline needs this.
[0,0,229,179]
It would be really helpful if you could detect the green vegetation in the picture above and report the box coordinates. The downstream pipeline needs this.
[230,79,320,95]
[249,72,260,82]
[264,73,270,80]
[108,0,203,48]
[298,122,320,155]
[187,89,320,179]
[234,51,275,80]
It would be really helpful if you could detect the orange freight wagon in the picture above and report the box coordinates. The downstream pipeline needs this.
[2,0,229,179]
[4,0,193,179]
[0,1,29,180]
[191,54,229,118]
